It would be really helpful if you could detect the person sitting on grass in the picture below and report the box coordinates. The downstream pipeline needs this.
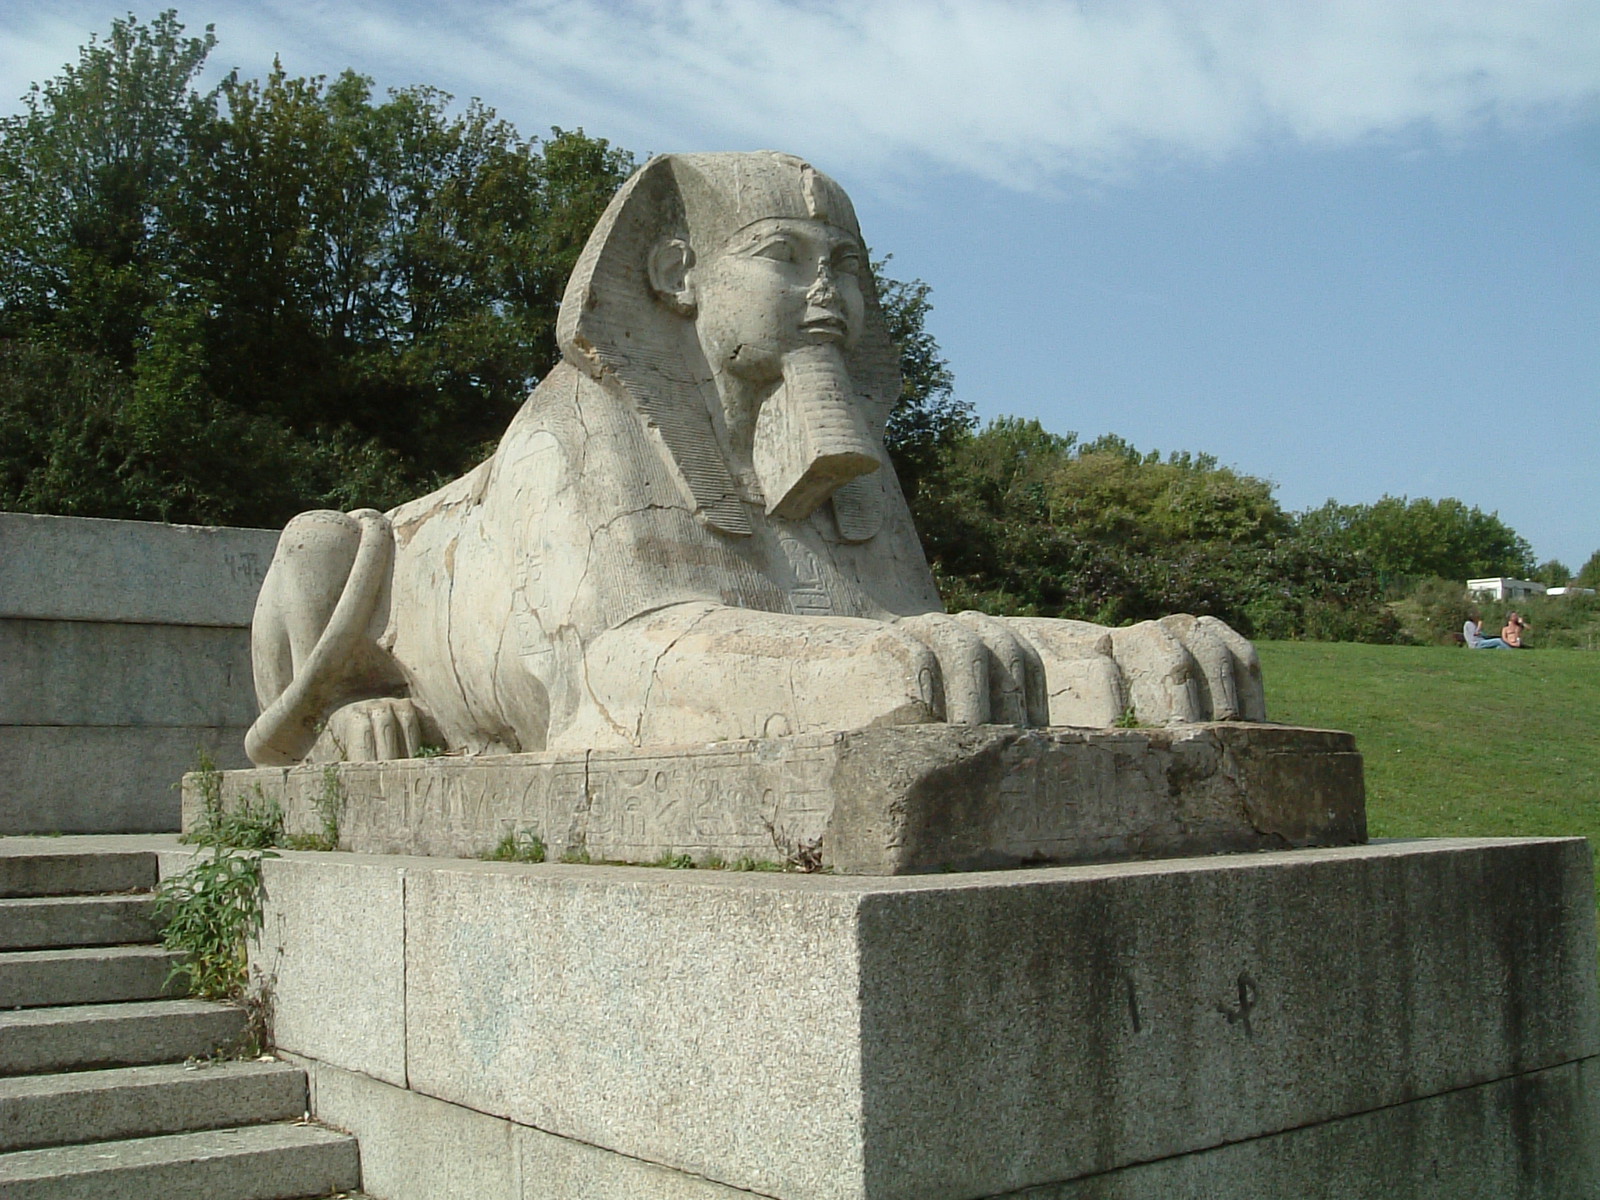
[1464,611,1510,650]
[1501,611,1529,648]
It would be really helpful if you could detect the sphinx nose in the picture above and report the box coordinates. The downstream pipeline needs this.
[806,261,840,304]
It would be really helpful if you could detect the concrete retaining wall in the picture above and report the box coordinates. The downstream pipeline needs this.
[1,512,278,833]
[160,835,1600,1199]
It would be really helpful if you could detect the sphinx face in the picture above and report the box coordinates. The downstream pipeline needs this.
[692,217,867,386]
[686,216,880,519]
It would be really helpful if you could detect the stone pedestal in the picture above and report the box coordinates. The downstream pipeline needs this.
[1,512,278,833]
[156,835,1600,1199]
[189,723,1364,873]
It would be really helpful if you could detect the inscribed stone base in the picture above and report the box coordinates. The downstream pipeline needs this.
[188,722,1365,872]
[203,836,1597,1199]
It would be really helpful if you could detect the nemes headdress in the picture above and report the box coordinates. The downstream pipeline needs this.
[670,152,862,251]
[557,152,899,540]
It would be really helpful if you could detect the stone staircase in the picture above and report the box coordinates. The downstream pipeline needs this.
[0,838,364,1199]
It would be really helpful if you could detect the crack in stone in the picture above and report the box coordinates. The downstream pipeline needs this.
[634,604,720,744]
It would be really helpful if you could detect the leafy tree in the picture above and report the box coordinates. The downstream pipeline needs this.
[1532,559,1572,588]
[0,340,135,516]
[1578,551,1600,590]
[0,11,216,361]
[0,13,634,525]
[1295,496,1534,586]
[874,262,973,500]
[907,418,1395,639]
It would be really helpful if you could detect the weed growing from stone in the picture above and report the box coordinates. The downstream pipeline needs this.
[159,751,279,1001]
[156,842,276,1000]
[181,751,284,848]
[728,856,784,872]
[649,852,697,869]
[761,816,826,872]
[283,765,343,851]
[482,830,547,863]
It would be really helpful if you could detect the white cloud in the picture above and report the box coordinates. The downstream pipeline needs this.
[3,0,1597,188]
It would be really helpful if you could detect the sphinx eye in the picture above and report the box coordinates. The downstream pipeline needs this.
[833,248,863,275]
[751,237,796,263]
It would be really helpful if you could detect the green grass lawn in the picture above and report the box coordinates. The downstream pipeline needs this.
[1258,641,1600,865]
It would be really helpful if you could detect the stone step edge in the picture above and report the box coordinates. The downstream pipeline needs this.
[0,894,162,952]
[0,998,247,1076]
[0,1059,309,1153]
[0,851,158,899]
[0,943,184,1008]
[0,1120,360,1186]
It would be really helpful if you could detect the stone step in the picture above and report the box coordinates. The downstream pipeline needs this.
[0,1059,308,1152]
[0,999,247,1076]
[0,1121,361,1200]
[0,944,181,1009]
[0,893,159,950]
[0,850,155,899]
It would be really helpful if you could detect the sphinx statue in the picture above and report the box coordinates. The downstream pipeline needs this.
[246,151,1265,766]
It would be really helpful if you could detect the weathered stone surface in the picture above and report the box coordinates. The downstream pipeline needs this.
[2,725,249,835]
[245,152,1264,770]
[0,839,162,897]
[293,1050,1600,1200]
[0,999,247,1076]
[305,1058,518,1200]
[0,1059,306,1152]
[249,854,407,1086]
[1016,1058,1599,1199]
[1,514,270,835]
[193,723,1363,872]
[244,836,1597,1200]
[0,620,257,728]
[846,838,1598,1199]
[518,1122,759,1200]
[0,894,158,951]
[403,860,865,1199]
[825,722,1363,872]
[297,1056,816,1200]
[0,1121,359,1200]
[0,945,180,1009]
[0,512,277,627]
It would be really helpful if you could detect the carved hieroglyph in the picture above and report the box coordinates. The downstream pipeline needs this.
[246,152,1267,767]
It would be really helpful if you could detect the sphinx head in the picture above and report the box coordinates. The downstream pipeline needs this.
[645,160,867,378]
[560,153,897,529]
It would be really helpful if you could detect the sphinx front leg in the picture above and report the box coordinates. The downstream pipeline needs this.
[316,696,431,762]
[246,509,411,766]
[570,602,946,748]
[1003,614,1265,727]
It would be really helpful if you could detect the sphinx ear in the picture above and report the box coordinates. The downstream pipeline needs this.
[647,237,697,316]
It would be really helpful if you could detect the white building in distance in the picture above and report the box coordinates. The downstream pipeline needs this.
[1467,577,1546,601]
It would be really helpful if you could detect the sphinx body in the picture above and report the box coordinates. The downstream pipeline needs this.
[246,152,1263,767]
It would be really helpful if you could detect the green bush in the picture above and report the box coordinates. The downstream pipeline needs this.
[157,751,281,1001]
[154,843,274,1000]
[1390,577,1474,645]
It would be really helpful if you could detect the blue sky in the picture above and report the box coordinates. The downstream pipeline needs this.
[4,1,1597,569]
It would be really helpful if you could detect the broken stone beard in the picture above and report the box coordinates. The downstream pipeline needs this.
[751,341,880,521]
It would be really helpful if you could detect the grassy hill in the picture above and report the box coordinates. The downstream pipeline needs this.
[1259,641,1600,899]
